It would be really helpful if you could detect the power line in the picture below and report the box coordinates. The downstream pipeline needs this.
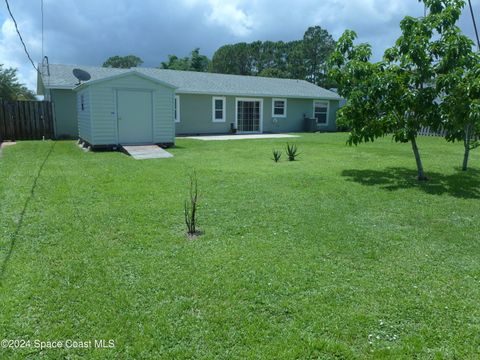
[3,0,38,73]
[41,0,44,62]
[468,0,480,49]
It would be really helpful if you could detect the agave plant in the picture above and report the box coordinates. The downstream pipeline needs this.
[272,149,282,162]
[285,143,299,161]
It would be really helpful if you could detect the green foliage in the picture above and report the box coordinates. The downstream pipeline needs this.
[211,27,336,87]
[303,26,336,87]
[272,149,282,162]
[429,0,480,170]
[329,1,474,180]
[102,55,143,69]
[102,55,143,68]
[211,43,253,75]
[0,65,35,100]
[160,48,210,72]
[184,170,199,236]
[285,143,299,161]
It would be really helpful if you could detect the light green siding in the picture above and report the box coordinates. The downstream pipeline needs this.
[50,89,78,138]
[175,94,338,134]
[77,73,175,146]
[77,89,92,143]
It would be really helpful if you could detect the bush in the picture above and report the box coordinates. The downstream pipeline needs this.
[286,143,300,161]
[272,149,282,162]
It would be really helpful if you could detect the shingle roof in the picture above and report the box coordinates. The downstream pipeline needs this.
[39,63,341,100]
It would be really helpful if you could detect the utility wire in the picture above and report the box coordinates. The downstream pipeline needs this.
[468,0,480,49]
[41,0,44,63]
[4,0,39,73]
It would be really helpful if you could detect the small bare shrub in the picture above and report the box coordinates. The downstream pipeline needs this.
[184,170,200,236]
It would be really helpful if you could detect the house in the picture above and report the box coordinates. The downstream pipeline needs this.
[37,64,342,147]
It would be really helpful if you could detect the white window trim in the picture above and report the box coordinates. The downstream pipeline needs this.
[272,98,287,118]
[313,100,329,125]
[212,96,226,122]
[174,95,180,123]
[235,97,264,133]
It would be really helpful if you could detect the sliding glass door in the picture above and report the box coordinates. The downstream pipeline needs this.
[236,99,262,133]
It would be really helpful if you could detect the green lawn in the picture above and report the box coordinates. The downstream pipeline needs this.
[0,133,479,359]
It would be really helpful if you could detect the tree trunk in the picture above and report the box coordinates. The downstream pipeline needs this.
[411,137,428,181]
[462,124,472,171]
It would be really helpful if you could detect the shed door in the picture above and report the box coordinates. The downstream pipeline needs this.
[117,90,153,144]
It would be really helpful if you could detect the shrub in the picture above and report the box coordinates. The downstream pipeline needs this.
[184,170,200,236]
[272,149,282,162]
[286,143,300,161]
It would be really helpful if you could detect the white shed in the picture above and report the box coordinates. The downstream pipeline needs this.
[74,71,176,148]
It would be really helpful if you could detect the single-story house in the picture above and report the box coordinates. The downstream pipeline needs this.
[37,64,342,147]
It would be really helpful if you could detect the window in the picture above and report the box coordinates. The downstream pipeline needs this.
[272,98,286,117]
[313,101,328,124]
[174,95,180,123]
[212,96,226,122]
[80,94,85,111]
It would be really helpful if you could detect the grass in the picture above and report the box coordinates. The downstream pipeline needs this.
[0,133,479,359]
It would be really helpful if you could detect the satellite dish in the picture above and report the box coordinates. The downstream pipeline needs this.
[73,68,91,85]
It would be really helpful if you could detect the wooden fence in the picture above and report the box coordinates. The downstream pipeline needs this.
[0,100,54,141]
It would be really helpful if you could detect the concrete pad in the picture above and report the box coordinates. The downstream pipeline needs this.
[0,141,16,158]
[184,134,300,141]
[122,145,173,160]
[1,141,17,148]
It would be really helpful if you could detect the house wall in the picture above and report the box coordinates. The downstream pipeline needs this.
[50,89,78,138]
[84,74,175,146]
[77,89,92,144]
[175,94,338,135]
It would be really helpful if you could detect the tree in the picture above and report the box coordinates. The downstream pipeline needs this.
[286,41,307,81]
[331,0,475,180]
[102,55,143,68]
[258,68,289,78]
[438,61,480,170]
[330,15,441,180]
[160,48,210,72]
[430,0,480,170]
[211,43,253,75]
[303,26,336,87]
[190,48,210,72]
[160,55,191,71]
[0,65,36,100]
[210,27,336,84]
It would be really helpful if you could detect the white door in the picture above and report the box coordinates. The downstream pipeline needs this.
[117,90,153,144]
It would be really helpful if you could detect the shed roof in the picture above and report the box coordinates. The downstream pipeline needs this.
[38,63,341,100]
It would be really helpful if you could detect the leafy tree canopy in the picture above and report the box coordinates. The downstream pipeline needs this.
[210,26,336,87]
[102,55,143,68]
[329,0,474,180]
[0,65,36,100]
[159,48,210,72]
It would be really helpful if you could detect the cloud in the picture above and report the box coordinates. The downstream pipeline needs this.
[0,16,39,91]
[0,0,479,92]
[205,0,254,37]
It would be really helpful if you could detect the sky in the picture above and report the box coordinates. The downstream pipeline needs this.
[0,0,479,92]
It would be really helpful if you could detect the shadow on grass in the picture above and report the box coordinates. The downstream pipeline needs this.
[0,142,56,285]
[341,167,480,199]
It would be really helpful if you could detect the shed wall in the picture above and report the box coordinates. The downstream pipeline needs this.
[86,74,175,146]
[77,89,92,143]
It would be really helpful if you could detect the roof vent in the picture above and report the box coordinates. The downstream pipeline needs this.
[72,68,91,85]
